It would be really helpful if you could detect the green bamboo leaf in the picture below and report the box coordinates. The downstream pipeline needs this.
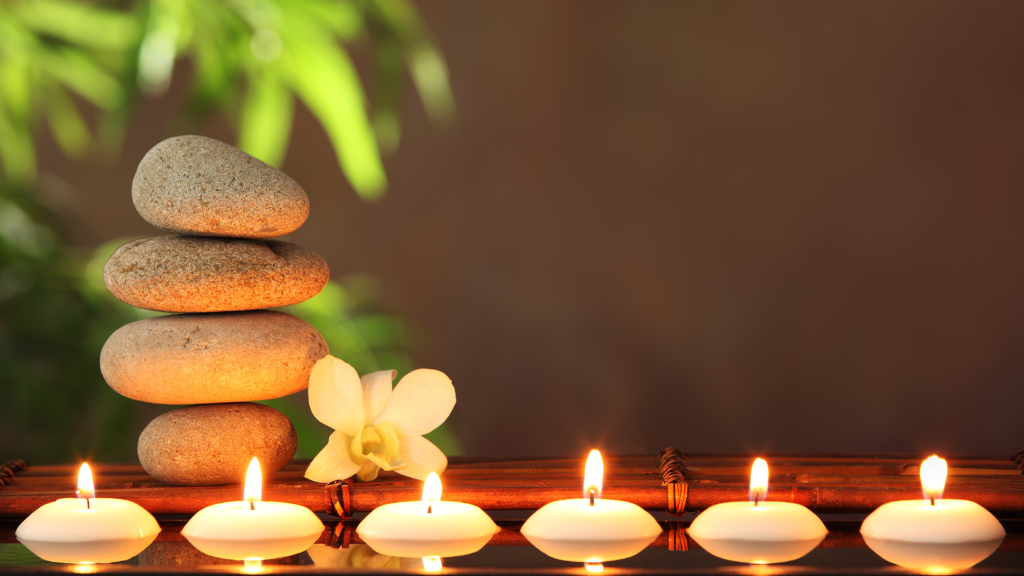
[0,64,33,122]
[44,85,90,158]
[43,48,122,110]
[137,0,188,94]
[0,110,36,184]
[13,0,140,51]
[288,0,363,39]
[238,68,293,167]
[279,26,386,199]
[408,45,455,123]
[184,28,242,118]
[370,0,454,123]
[371,31,402,153]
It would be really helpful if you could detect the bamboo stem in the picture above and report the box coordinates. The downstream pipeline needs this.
[3,454,1021,518]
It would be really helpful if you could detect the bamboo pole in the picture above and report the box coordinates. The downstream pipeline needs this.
[3,453,1022,517]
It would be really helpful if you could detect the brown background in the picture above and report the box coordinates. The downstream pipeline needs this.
[40,1,1024,458]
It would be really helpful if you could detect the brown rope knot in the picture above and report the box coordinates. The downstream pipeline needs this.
[660,447,687,515]
[659,447,686,484]
[326,479,353,518]
[0,460,28,488]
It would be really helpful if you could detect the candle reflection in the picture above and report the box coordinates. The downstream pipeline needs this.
[422,556,443,572]
[864,538,1003,573]
[584,561,604,572]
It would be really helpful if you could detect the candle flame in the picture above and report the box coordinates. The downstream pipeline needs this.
[243,559,263,574]
[920,455,947,503]
[585,562,604,573]
[583,450,603,501]
[423,556,442,572]
[244,458,262,503]
[422,472,442,502]
[749,458,768,503]
[77,463,95,500]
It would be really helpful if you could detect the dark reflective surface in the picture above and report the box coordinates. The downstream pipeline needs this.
[1,519,1022,574]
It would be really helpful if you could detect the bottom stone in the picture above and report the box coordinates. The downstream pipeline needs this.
[139,403,297,486]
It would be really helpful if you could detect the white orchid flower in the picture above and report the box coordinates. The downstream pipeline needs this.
[304,355,455,483]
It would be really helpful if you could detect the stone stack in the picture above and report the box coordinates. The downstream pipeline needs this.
[100,135,330,486]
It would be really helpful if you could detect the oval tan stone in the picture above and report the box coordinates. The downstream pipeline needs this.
[138,403,297,486]
[132,135,309,238]
[101,311,328,405]
[103,235,330,313]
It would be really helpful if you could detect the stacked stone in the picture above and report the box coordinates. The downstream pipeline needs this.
[100,135,330,486]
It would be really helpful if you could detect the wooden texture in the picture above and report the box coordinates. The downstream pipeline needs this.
[1,451,1023,518]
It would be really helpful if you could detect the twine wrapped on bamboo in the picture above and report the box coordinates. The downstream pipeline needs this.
[660,447,687,516]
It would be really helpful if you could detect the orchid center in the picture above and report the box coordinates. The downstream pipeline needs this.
[350,422,406,481]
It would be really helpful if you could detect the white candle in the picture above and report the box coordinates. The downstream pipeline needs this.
[861,455,1005,549]
[356,472,500,558]
[16,463,160,564]
[181,458,323,561]
[521,450,662,564]
[687,458,827,564]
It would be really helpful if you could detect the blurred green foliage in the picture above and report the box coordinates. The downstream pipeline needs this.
[0,0,453,198]
[0,0,460,464]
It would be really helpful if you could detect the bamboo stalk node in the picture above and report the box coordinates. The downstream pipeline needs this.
[326,479,353,519]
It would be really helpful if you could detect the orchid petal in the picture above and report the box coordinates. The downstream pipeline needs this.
[396,434,448,481]
[356,461,380,482]
[361,370,396,424]
[305,431,361,482]
[308,356,365,436]
[364,452,406,472]
[374,369,455,436]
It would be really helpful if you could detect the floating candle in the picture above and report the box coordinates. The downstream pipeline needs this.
[181,458,323,561]
[16,463,160,564]
[687,458,827,564]
[356,472,499,558]
[861,455,1005,549]
[521,450,662,563]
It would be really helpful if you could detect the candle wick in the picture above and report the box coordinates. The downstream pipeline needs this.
[589,489,595,507]
[754,499,759,507]
[86,498,90,510]
[250,501,255,511]
[427,504,433,514]
[930,497,935,506]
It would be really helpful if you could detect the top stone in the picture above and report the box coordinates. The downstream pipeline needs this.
[132,135,309,238]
